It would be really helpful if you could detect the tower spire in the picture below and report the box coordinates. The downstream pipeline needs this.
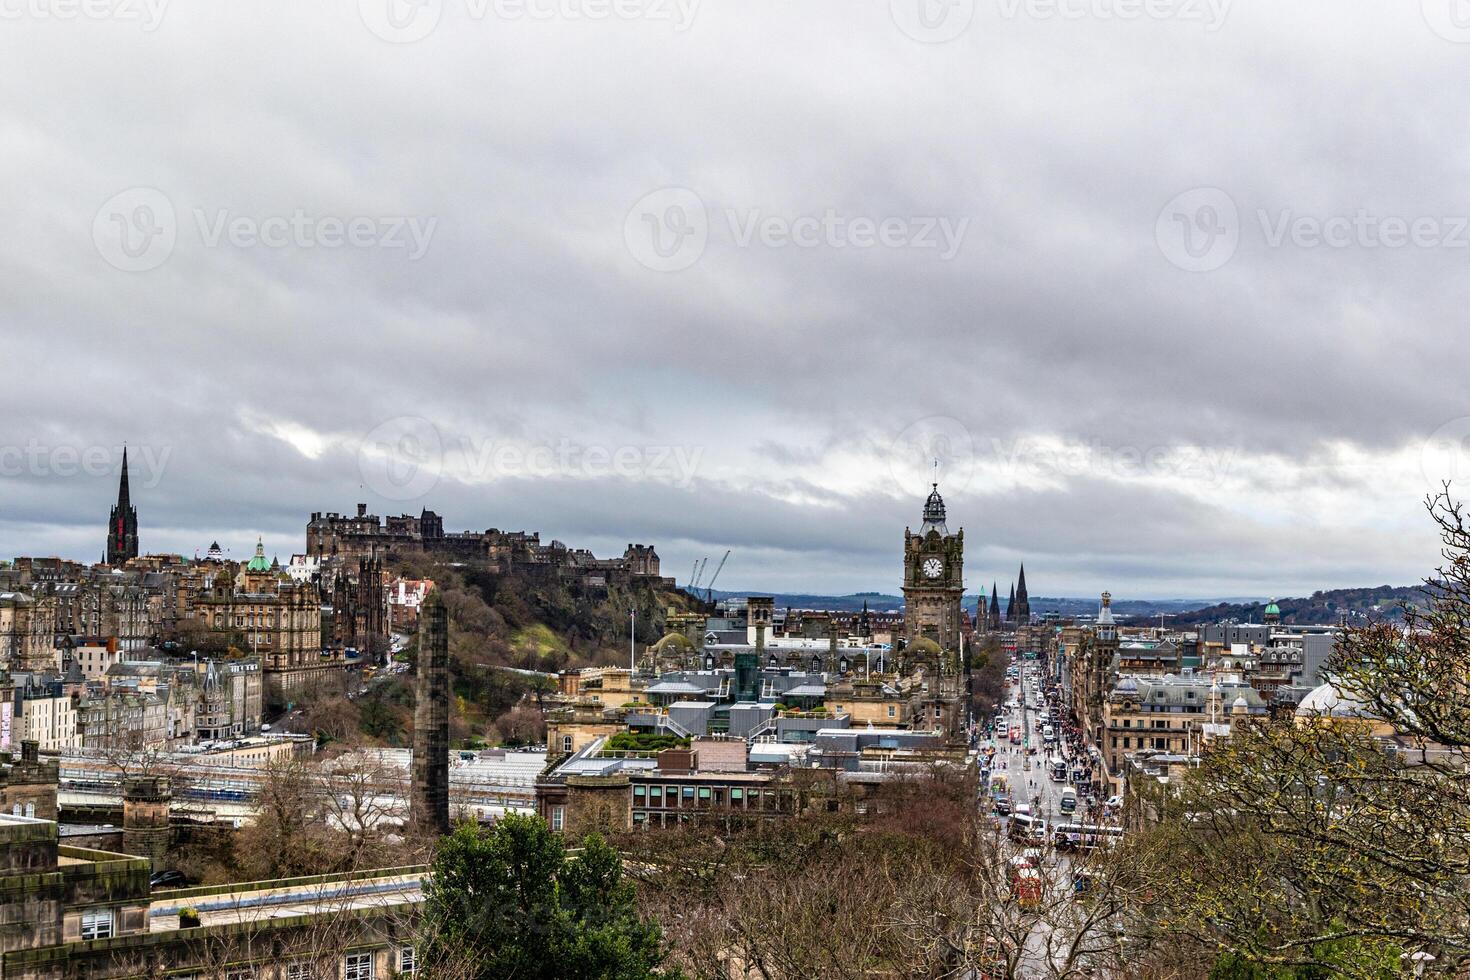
[106,445,139,566]
[118,445,131,507]
[1015,564,1029,624]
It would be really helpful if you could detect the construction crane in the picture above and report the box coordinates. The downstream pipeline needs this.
[691,557,709,592]
[689,560,699,590]
[705,549,731,603]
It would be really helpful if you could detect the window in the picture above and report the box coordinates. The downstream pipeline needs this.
[225,971,255,980]
[344,953,375,980]
[561,735,573,753]
[682,786,694,798]
[887,705,896,717]
[550,806,565,832]
[284,962,315,980]
[398,947,416,975]
[80,908,114,940]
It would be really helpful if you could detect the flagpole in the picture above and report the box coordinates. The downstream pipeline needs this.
[630,606,636,673]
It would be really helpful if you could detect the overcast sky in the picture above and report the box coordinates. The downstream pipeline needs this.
[3,0,1470,599]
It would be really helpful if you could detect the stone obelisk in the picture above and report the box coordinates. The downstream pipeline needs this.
[411,589,451,835]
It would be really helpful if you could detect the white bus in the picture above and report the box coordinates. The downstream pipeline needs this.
[1054,823,1124,851]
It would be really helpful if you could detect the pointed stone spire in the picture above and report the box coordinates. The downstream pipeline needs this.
[118,446,131,507]
[106,445,139,565]
[988,583,1001,630]
[1015,564,1029,624]
[1006,583,1016,622]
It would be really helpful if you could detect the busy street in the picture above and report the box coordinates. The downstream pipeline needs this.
[976,652,1122,851]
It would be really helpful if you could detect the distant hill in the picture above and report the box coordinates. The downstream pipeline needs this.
[697,590,908,614]
[697,589,1246,620]
[696,585,1433,627]
[1163,585,1429,626]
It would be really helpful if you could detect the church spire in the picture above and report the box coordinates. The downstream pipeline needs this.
[117,446,131,508]
[106,446,139,566]
[1015,564,1029,624]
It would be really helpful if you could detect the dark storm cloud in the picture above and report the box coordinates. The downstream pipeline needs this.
[1,0,1465,595]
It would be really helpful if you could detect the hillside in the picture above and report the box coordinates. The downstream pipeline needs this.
[347,561,703,748]
[1165,584,1429,626]
[697,585,1435,626]
[699,588,1248,620]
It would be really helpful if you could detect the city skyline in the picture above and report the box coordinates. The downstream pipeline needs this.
[5,1,1469,597]
[0,452,1439,602]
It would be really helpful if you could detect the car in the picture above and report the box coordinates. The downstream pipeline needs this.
[1105,795,1122,809]
[149,870,188,888]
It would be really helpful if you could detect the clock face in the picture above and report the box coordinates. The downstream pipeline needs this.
[922,557,943,579]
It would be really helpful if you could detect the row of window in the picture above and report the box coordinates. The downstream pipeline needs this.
[631,784,788,810]
[177,947,414,980]
[75,910,414,978]
[1111,735,1176,750]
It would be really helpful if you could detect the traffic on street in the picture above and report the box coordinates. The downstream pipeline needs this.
[976,651,1123,856]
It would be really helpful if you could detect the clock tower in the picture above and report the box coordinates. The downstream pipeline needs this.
[902,484,963,651]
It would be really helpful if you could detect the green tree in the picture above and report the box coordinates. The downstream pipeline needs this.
[420,816,678,980]
[1138,491,1470,976]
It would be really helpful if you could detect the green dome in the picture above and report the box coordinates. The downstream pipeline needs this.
[1265,601,1281,615]
[651,632,696,653]
[245,537,272,572]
